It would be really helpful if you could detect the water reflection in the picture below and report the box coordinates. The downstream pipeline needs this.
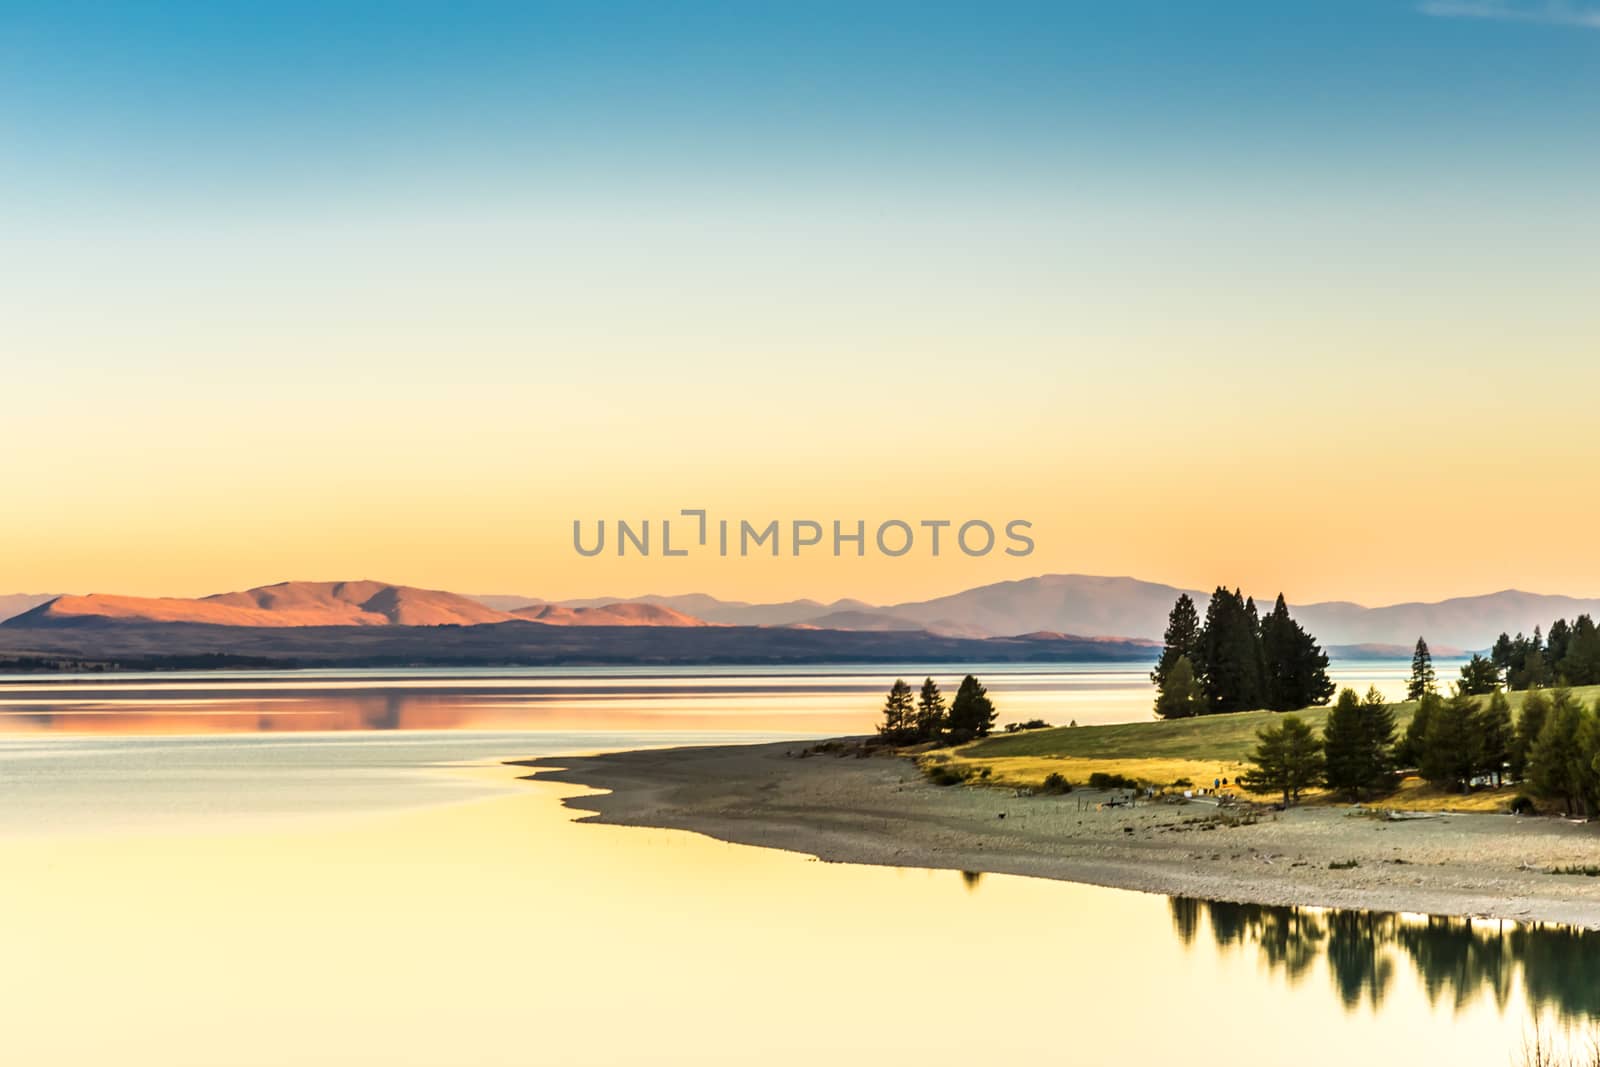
[0,660,1465,734]
[1170,898,1600,1020]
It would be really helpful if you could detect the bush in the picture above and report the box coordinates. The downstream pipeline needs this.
[1509,794,1538,816]
[1171,777,1193,788]
[1003,719,1052,734]
[1329,859,1360,870]
[1039,772,1072,795]
[1088,771,1139,790]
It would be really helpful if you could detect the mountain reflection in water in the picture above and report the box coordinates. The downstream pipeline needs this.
[1170,897,1600,1020]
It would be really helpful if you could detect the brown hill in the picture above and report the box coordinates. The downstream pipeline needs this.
[20,581,515,628]
[510,602,712,627]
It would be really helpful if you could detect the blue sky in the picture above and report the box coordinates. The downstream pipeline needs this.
[3,1,1599,604]
[4,1,1598,208]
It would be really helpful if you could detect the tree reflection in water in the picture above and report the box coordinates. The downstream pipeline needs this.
[1169,897,1600,1021]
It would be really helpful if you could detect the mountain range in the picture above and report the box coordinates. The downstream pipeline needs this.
[463,575,1600,651]
[6,574,1600,652]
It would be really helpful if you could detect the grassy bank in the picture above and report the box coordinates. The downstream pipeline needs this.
[918,684,1600,811]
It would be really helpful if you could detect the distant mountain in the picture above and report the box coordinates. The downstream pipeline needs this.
[13,574,1600,652]
[12,581,515,628]
[1289,591,1600,651]
[473,575,1600,650]
[510,602,713,627]
[545,593,878,627]
[0,594,63,624]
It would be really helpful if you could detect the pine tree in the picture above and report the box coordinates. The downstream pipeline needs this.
[1420,691,1484,792]
[1476,690,1514,786]
[1200,587,1265,714]
[1407,638,1437,701]
[877,679,916,743]
[914,677,946,742]
[1323,686,1396,801]
[1457,654,1500,696]
[1511,687,1552,781]
[1240,714,1324,807]
[1397,691,1442,769]
[1520,649,1551,691]
[1152,594,1203,692]
[1558,615,1600,687]
[1154,655,1205,720]
[1491,633,1514,683]
[1527,689,1591,814]
[1262,593,1332,710]
[1547,618,1574,675]
[946,675,997,743]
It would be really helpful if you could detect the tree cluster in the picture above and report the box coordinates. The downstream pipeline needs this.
[1153,589,1333,718]
[1241,687,1395,806]
[876,675,996,745]
[1245,674,1600,816]
[1490,617,1600,690]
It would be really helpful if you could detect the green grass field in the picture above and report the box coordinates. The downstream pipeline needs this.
[929,684,1600,808]
[967,684,1600,765]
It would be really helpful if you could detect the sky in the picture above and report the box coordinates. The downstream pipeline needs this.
[3,1,1598,606]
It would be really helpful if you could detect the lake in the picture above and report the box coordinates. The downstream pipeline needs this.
[0,657,1468,735]
[5,657,1584,1067]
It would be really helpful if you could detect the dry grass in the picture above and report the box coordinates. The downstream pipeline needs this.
[918,752,1249,792]
[921,759,1520,812]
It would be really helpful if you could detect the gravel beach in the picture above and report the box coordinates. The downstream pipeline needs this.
[519,739,1600,927]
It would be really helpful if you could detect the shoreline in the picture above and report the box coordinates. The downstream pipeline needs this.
[517,739,1600,928]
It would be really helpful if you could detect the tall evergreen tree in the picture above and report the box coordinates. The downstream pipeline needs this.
[1476,690,1514,787]
[1322,687,1395,801]
[1511,687,1553,781]
[1420,691,1484,792]
[1527,688,1591,814]
[914,677,947,742]
[1558,615,1600,687]
[877,679,916,743]
[1258,593,1333,711]
[1397,691,1442,769]
[1456,654,1500,696]
[1152,594,1204,693]
[1547,618,1574,674]
[1154,655,1205,720]
[1520,649,1551,691]
[1407,638,1437,701]
[1490,633,1514,683]
[946,675,997,743]
[1509,627,1549,691]
[1200,587,1265,714]
[1240,714,1324,807]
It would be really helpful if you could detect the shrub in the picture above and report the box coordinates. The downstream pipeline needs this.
[1329,859,1360,870]
[1088,771,1139,790]
[1003,719,1052,734]
[1039,772,1072,795]
[1509,794,1538,816]
[1550,865,1600,877]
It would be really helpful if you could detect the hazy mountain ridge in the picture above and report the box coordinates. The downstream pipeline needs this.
[470,575,1600,649]
[0,594,61,624]
[7,575,1599,652]
[6,582,716,630]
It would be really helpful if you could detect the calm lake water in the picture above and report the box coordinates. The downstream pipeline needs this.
[4,657,1579,1067]
[0,730,1594,1066]
[0,657,1468,735]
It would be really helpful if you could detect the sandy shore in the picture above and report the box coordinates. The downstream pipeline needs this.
[518,739,1600,927]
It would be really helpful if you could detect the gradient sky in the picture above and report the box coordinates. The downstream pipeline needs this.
[3,1,1598,606]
